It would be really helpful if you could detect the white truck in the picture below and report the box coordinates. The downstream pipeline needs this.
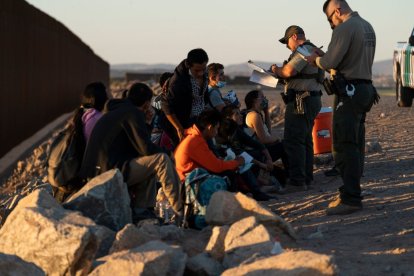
[393,28,414,107]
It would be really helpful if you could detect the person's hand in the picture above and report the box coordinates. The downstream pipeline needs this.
[235,156,245,166]
[270,64,279,74]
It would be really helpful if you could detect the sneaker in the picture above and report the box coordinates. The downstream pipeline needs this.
[326,202,362,215]
[324,167,340,177]
[261,185,285,195]
[261,178,285,195]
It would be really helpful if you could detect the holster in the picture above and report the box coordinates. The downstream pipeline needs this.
[365,85,381,112]
[322,78,336,95]
[323,73,348,97]
[294,91,310,115]
[284,89,312,115]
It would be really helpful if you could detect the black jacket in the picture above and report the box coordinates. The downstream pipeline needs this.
[80,99,164,180]
[161,59,207,129]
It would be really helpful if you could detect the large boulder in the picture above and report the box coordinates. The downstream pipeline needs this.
[205,191,297,239]
[180,227,212,258]
[0,253,45,276]
[223,216,274,268]
[222,250,337,276]
[64,169,132,231]
[91,241,187,275]
[185,252,224,276]
[160,224,184,241]
[55,203,115,258]
[11,185,60,212]
[205,225,229,261]
[0,189,98,275]
[2,188,114,258]
[109,223,159,254]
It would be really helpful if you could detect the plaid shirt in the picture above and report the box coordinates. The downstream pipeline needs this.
[189,74,208,118]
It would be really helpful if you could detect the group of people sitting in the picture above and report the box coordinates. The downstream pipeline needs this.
[63,48,295,225]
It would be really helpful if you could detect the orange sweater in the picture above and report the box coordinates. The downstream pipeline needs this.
[174,125,239,181]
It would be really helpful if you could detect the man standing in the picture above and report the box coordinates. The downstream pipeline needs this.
[80,83,183,221]
[307,0,378,215]
[271,25,322,190]
[161,48,209,146]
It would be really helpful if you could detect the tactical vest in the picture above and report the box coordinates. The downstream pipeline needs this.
[285,41,324,84]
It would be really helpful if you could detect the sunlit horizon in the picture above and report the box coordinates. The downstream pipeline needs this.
[25,0,413,66]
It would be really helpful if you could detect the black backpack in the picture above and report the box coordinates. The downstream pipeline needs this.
[47,124,85,202]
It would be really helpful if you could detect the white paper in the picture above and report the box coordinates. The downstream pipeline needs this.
[247,60,266,73]
[236,152,254,174]
[249,70,279,88]
[239,151,254,164]
[224,148,236,161]
[239,162,253,174]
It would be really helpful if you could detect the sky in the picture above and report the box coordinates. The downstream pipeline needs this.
[25,0,414,66]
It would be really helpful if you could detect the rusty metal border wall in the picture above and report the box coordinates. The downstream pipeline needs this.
[0,0,109,157]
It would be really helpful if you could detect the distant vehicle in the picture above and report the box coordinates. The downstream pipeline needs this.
[393,27,414,107]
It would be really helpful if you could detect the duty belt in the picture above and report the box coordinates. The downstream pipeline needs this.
[348,79,372,85]
[285,90,322,102]
[282,90,322,115]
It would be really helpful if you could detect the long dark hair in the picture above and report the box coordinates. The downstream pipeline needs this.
[245,90,260,110]
[68,82,108,156]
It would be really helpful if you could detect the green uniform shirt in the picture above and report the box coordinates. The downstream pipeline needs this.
[316,12,376,80]
[286,42,322,91]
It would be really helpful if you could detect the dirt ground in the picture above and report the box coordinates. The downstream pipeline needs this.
[1,86,413,275]
[264,91,414,276]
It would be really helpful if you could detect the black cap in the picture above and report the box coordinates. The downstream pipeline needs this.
[279,25,305,44]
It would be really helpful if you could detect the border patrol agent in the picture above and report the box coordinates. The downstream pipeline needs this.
[307,0,379,215]
[271,25,322,190]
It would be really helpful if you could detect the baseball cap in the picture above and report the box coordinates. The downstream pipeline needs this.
[279,25,305,44]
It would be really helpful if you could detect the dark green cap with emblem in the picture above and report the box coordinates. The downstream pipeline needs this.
[279,25,305,44]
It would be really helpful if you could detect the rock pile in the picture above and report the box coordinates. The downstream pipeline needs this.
[0,140,51,208]
[0,169,337,275]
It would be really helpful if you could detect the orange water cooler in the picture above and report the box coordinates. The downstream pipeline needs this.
[312,107,333,155]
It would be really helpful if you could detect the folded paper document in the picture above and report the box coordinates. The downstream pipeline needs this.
[248,60,279,88]
[239,151,254,173]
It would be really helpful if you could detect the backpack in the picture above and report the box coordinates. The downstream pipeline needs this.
[47,125,85,201]
[183,168,228,229]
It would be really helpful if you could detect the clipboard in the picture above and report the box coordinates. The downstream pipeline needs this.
[247,60,279,88]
